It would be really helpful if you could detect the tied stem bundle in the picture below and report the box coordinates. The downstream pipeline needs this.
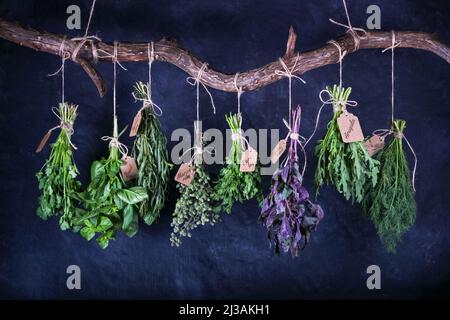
[213,113,263,213]
[314,85,380,203]
[362,119,416,253]
[74,117,148,249]
[36,102,81,230]
[170,163,219,247]
[260,106,324,256]
[131,82,171,225]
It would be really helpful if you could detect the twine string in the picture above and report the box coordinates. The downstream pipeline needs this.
[71,0,101,62]
[186,63,216,122]
[101,136,128,157]
[275,54,306,127]
[329,0,368,51]
[327,40,346,90]
[234,72,244,114]
[48,37,72,104]
[371,32,417,191]
[131,41,163,116]
[46,106,77,150]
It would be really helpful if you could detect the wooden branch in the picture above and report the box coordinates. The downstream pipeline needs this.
[1,18,449,97]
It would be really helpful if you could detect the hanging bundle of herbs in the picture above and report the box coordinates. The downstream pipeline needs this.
[36,102,81,230]
[314,85,380,203]
[362,119,416,252]
[74,117,148,249]
[131,81,171,225]
[260,106,324,256]
[213,113,263,213]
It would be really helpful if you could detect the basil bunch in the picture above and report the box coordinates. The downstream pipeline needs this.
[260,106,324,256]
[314,85,380,203]
[36,102,81,230]
[213,113,263,213]
[170,164,220,247]
[131,82,171,225]
[74,118,148,249]
[362,119,416,253]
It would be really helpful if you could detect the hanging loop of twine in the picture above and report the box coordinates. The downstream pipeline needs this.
[275,54,306,126]
[382,31,401,124]
[234,72,244,114]
[180,145,215,164]
[48,37,72,104]
[329,0,368,51]
[327,40,346,90]
[101,136,129,157]
[131,41,163,116]
[70,0,101,63]
[186,63,216,121]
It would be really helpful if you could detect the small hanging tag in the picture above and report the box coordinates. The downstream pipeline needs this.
[175,163,195,186]
[337,112,364,143]
[120,156,138,181]
[129,111,142,137]
[270,139,287,164]
[364,134,385,156]
[36,130,53,153]
[240,147,258,172]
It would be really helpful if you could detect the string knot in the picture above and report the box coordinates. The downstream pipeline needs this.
[101,136,128,157]
[319,88,358,113]
[186,63,216,120]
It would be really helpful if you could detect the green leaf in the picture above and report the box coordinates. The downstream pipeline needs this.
[122,204,139,238]
[80,226,95,241]
[116,187,148,205]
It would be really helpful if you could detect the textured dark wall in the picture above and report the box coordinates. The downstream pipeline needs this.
[0,0,449,299]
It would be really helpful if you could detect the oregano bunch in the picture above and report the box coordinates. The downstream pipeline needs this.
[213,113,263,213]
[362,119,416,253]
[36,102,81,230]
[260,106,324,256]
[314,85,380,203]
[131,81,171,225]
[74,117,148,249]
[170,164,220,247]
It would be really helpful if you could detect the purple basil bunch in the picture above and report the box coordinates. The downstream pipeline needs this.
[260,106,324,256]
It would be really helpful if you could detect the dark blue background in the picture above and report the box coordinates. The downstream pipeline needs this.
[0,0,449,299]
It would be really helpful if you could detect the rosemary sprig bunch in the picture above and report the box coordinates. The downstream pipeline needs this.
[74,117,148,249]
[314,85,380,203]
[362,119,416,253]
[131,82,172,225]
[170,164,220,247]
[36,102,81,230]
[213,113,263,213]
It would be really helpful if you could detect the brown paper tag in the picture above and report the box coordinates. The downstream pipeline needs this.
[240,147,258,172]
[120,156,138,181]
[174,163,195,186]
[363,135,385,156]
[337,112,364,143]
[270,139,287,164]
[129,111,142,137]
[36,130,52,153]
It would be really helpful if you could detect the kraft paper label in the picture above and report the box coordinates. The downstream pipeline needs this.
[175,163,195,186]
[364,135,385,156]
[337,112,364,143]
[270,139,287,164]
[240,147,258,172]
[129,111,142,137]
[120,156,138,181]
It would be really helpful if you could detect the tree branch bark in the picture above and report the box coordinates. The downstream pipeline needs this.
[1,18,449,97]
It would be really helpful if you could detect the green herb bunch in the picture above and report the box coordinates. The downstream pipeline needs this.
[213,113,263,213]
[314,85,380,203]
[170,164,220,247]
[36,102,81,230]
[131,82,172,225]
[362,119,416,253]
[74,117,148,249]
